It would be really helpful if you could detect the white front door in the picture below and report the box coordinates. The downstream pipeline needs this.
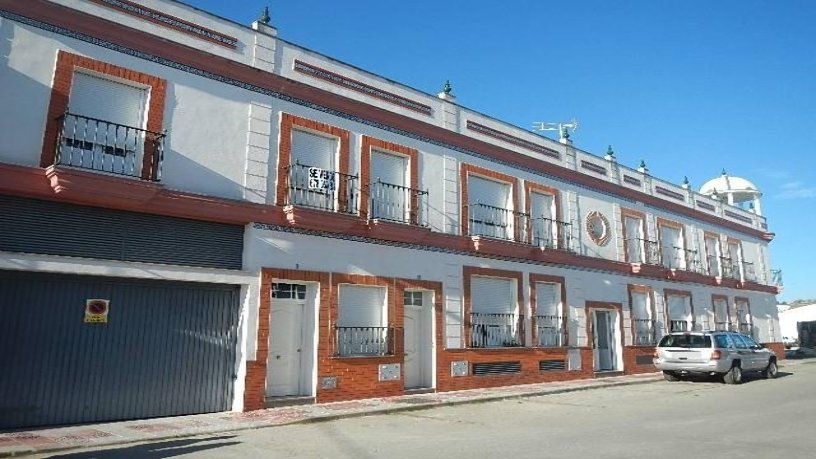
[268,299,305,396]
[404,292,432,389]
[593,310,616,371]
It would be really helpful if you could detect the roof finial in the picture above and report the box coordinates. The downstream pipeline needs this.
[682,176,690,190]
[438,80,456,101]
[604,145,615,161]
[258,6,271,25]
[638,159,648,174]
[711,188,720,201]
[721,168,727,176]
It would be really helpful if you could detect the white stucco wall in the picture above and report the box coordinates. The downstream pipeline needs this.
[243,226,781,359]
[0,19,263,201]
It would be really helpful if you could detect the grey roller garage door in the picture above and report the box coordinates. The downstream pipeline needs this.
[0,270,241,429]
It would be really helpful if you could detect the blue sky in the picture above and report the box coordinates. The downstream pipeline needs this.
[185,1,816,301]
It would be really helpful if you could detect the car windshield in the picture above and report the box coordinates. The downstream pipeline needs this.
[658,334,712,348]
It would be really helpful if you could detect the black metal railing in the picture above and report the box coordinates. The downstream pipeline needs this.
[470,312,524,348]
[467,202,529,242]
[771,269,783,287]
[55,112,165,181]
[369,180,428,226]
[624,238,662,265]
[633,319,655,345]
[535,315,564,347]
[531,218,573,252]
[705,254,720,277]
[663,246,700,272]
[286,162,358,214]
[720,257,741,280]
[742,261,757,283]
[334,326,392,357]
[669,320,689,332]
[738,322,753,337]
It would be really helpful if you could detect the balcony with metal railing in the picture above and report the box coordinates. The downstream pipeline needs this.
[55,112,165,181]
[467,202,529,243]
[535,315,564,347]
[669,319,690,332]
[470,312,524,348]
[334,326,393,357]
[624,238,662,265]
[720,257,741,280]
[662,246,702,273]
[741,261,757,283]
[633,318,656,345]
[705,254,720,277]
[286,162,359,214]
[531,218,573,252]
[369,180,428,226]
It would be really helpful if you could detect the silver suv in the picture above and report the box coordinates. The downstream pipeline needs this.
[653,331,778,384]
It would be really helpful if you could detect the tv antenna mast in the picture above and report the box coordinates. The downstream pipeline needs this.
[532,118,579,144]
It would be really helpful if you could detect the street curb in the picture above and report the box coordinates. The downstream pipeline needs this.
[0,375,662,458]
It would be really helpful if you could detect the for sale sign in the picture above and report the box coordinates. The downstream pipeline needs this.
[308,167,336,191]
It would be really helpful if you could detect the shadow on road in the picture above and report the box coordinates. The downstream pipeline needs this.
[45,435,240,459]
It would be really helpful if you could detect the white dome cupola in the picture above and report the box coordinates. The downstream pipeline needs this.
[699,169,763,216]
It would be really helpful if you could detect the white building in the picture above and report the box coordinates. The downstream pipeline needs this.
[778,304,816,343]
[0,0,783,430]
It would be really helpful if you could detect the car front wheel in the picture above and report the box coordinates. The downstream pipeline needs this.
[723,364,743,384]
[762,360,778,379]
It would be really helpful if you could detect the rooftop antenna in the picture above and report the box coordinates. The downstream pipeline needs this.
[532,118,579,145]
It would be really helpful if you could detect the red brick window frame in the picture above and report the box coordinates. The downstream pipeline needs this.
[656,217,688,268]
[276,113,351,209]
[663,289,694,332]
[41,50,167,180]
[703,231,722,276]
[525,181,563,248]
[711,293,730,331]
[460,163,520,239]
[529,273,567,347]
[620,208,647,263]
[628,284,657,346]
[330,274,395,359]
[462,266,524,348]
[360,136,419,221]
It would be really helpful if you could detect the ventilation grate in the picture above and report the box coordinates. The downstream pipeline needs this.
[539,359,566,371]
[635,355,654,365]
[472,361,521,376]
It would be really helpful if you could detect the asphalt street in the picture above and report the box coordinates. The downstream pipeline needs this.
[38,363,815,459]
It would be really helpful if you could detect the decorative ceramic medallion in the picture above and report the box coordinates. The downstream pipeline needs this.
[585,211,611,246]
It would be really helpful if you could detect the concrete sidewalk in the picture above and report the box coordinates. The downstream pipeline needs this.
[1,361,806,457]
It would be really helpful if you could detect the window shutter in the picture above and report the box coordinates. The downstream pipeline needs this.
[631,291,650,320]
[69,72,147,128]
[338,285,386,327]
[535,282,561,316]
[529,192,554,220]
[625,216,642,241]
[714,298,728,322]
[370,150,406,187]
[468,176,510,209]
[471,276,515,314]
[291,129,337,170]
[667,295,690,320]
